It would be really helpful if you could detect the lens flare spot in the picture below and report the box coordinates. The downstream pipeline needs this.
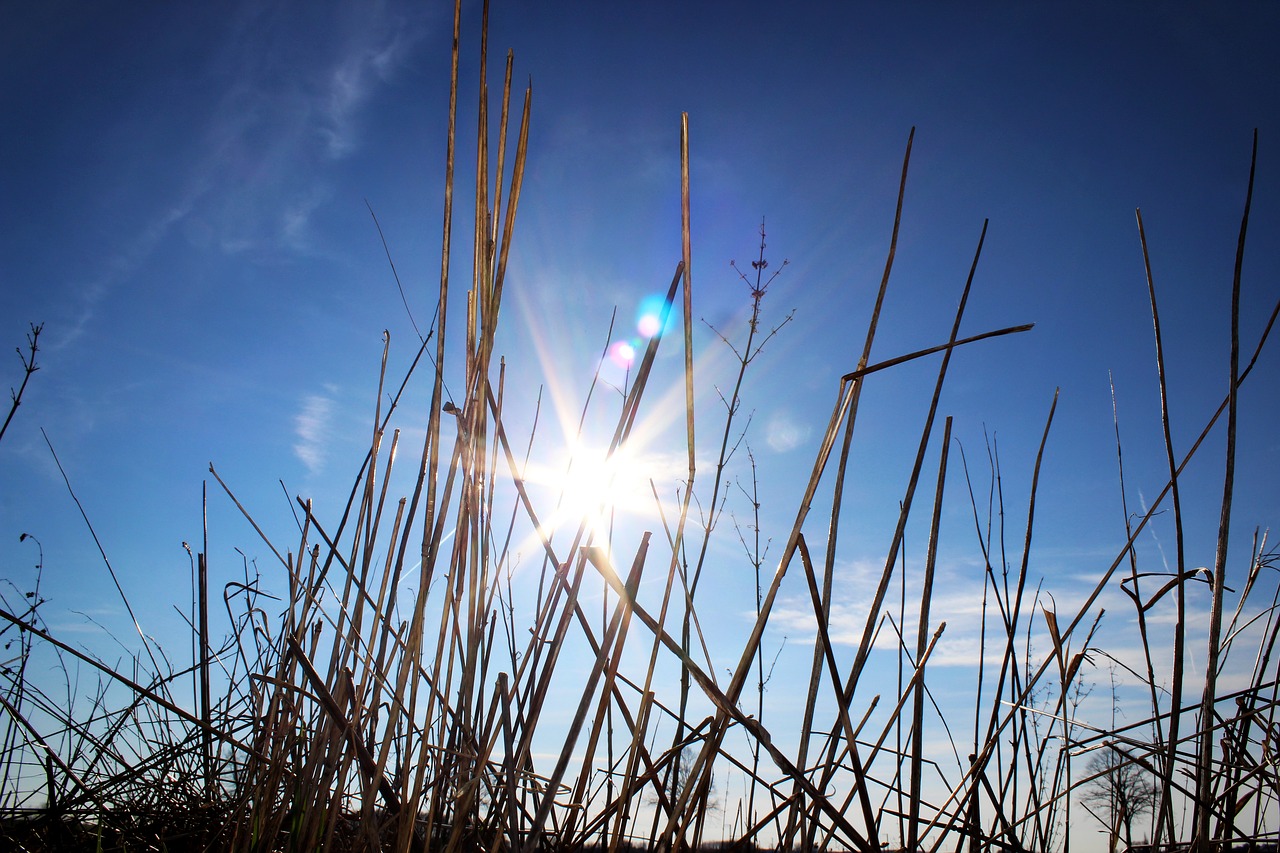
[637,313,662,338]
[636,294,672,339]
[609,340,637,368]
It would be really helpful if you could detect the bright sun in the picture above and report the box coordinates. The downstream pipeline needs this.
[524,441,667,556]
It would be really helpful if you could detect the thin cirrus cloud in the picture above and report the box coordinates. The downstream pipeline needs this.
[56,5,428,354]
[202,9,426,253]
[53,199,200,354]
[294,388,338,475]
[319,23,422,159]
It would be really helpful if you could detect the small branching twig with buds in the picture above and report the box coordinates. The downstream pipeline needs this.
[692,220,792,585]
[673,219,793,829]
[0,323,43,446]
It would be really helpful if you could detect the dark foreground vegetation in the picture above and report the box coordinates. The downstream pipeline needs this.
[3,3,1278,852]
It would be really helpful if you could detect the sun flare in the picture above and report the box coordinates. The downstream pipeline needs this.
[521,440,672,558]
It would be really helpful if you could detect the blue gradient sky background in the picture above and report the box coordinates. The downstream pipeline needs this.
[2,2,1279,845]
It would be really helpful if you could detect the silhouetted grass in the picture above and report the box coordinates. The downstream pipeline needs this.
[2,3,1278,852]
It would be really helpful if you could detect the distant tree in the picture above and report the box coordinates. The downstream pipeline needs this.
[651,746,719,816]
[1081,746,1157,851]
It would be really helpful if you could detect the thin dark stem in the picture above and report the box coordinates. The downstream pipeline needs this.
[1136,206,1186,847]
[1193,128,1255,853]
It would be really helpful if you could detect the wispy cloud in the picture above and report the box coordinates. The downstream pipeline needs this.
[53,199,199,353]
[765,408,811,453]
[201,7,427,252]
[280,188,331,251]
[36,4,435,366]
[294,387,337,475]
[54,3,432,351]
[320,22,420,159]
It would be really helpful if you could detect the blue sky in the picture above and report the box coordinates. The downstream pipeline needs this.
[3,1,1279,846]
